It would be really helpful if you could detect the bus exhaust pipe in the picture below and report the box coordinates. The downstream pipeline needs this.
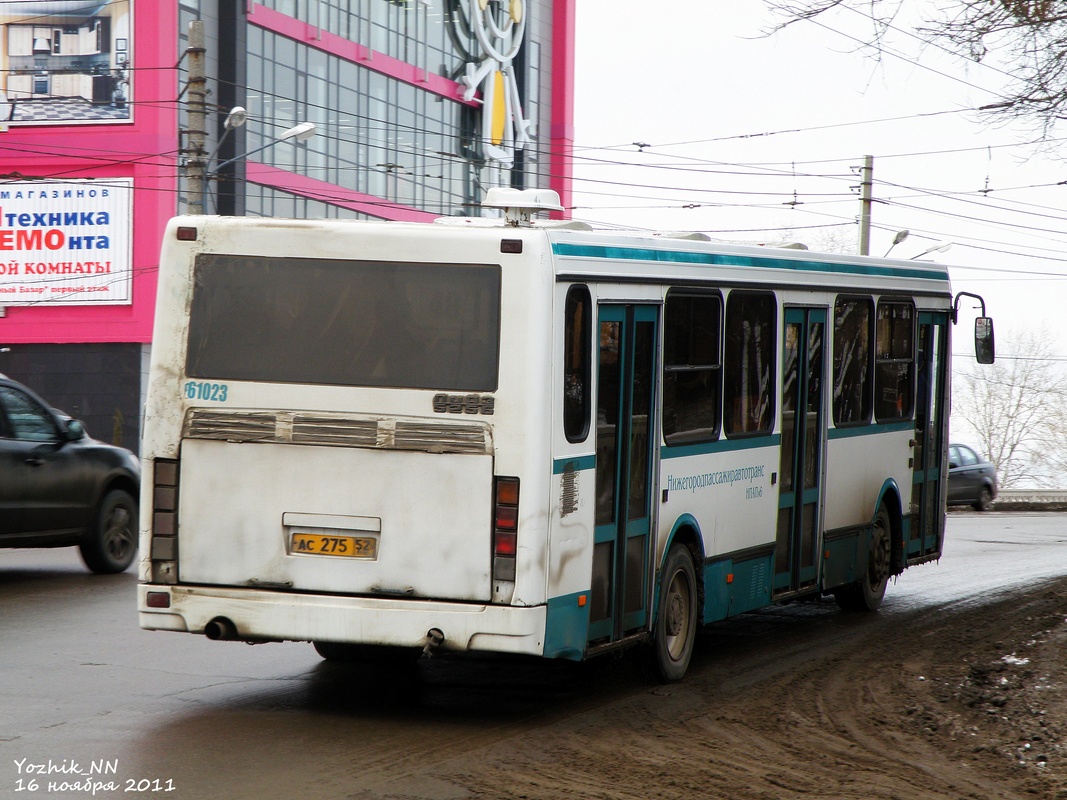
[205,617,237,641]
[423,628,445,656]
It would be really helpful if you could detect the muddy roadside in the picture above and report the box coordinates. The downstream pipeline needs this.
[439,577,1067,800]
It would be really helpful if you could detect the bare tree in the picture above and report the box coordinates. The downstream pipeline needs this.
[952,327,1067,488]
[809,225,858,253]
[1032,376,1067,482]
[755,225,857,252]
[766,0,1067,136]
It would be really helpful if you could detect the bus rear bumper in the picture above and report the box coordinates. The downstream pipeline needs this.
[137,584,547,657]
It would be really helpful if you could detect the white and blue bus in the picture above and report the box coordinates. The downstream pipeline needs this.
[138,189,993,680]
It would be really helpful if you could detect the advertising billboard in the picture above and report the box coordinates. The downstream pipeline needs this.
[0,177,133,305]
[0,0,132,127]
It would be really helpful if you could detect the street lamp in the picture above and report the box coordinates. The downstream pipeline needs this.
[910,241,953,260]
[882,229,909,257]
[213,121,317,172]
[211,106,248,160]
[201,111,317,214]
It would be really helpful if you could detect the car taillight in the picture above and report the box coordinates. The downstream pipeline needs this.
[150,457,180,584]
[493,477,519,580]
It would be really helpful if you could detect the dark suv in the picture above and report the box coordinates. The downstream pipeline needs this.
[0,375,140,573]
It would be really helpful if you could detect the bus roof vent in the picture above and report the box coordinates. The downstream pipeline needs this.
[483,188,564,227]
[533,220,593,231]
[652,231,712,241]
[758,241,809,250]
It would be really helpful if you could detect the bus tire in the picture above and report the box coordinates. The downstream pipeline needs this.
[652,544,698,682]
[835,504,891,612]
[79,489,138,574]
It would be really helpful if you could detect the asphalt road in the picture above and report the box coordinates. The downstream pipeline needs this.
[2,511,1065,800]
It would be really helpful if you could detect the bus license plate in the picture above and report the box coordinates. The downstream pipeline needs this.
[291,532,378,559]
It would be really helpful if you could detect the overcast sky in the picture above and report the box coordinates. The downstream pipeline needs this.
[570,1,1067,366]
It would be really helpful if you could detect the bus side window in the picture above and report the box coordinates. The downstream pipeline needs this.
[832,296,873,426]
[874,300,915,421]
[663,290,722,445]
[563,285,591,442]
[723,291,776,437]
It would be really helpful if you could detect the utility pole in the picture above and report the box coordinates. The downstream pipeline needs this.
[857,154,873,256]
[184,20,208,215]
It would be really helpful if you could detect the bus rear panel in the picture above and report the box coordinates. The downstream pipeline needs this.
[141,216,555,658]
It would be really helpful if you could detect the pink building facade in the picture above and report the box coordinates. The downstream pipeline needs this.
[0,0,574,450]
[0,1,173,447]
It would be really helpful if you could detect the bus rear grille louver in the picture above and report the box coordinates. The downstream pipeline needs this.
[394,421,487,453]
[184,411,277,442]
[184,409,490,454]
[292,415,379,447]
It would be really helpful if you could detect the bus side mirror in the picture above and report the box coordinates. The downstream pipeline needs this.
[975,317,995,364]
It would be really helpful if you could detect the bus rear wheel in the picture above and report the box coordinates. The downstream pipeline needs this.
[652,544,698,682]
[835,505,891,612]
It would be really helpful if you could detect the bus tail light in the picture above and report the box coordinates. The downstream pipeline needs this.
[493,477,519,581]
[150,458,180,584]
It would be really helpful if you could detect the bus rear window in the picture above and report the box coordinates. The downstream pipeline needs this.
[186,254,501,391]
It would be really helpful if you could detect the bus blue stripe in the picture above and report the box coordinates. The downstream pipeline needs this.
[563,427,907,465]
[828,421,914,439]
[661,434,781,460]
[551,243,950,282]
[553,454,596,474]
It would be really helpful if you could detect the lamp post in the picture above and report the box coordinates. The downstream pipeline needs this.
[200,106,247,214]
[200,113,317,215]
[213,121,317,172]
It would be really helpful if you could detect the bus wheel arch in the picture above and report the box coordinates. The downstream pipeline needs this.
[663,519,705,623]
[864,480,906,576]
[834,501,894,613]
[651,523,703,682]
[877,484,906,576]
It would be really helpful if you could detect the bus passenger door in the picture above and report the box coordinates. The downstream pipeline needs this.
[911,313,948,558]
[590,304,657,644]
[774,308,826,596]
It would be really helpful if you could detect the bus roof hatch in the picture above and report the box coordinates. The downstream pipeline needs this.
[483,188,563,227]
